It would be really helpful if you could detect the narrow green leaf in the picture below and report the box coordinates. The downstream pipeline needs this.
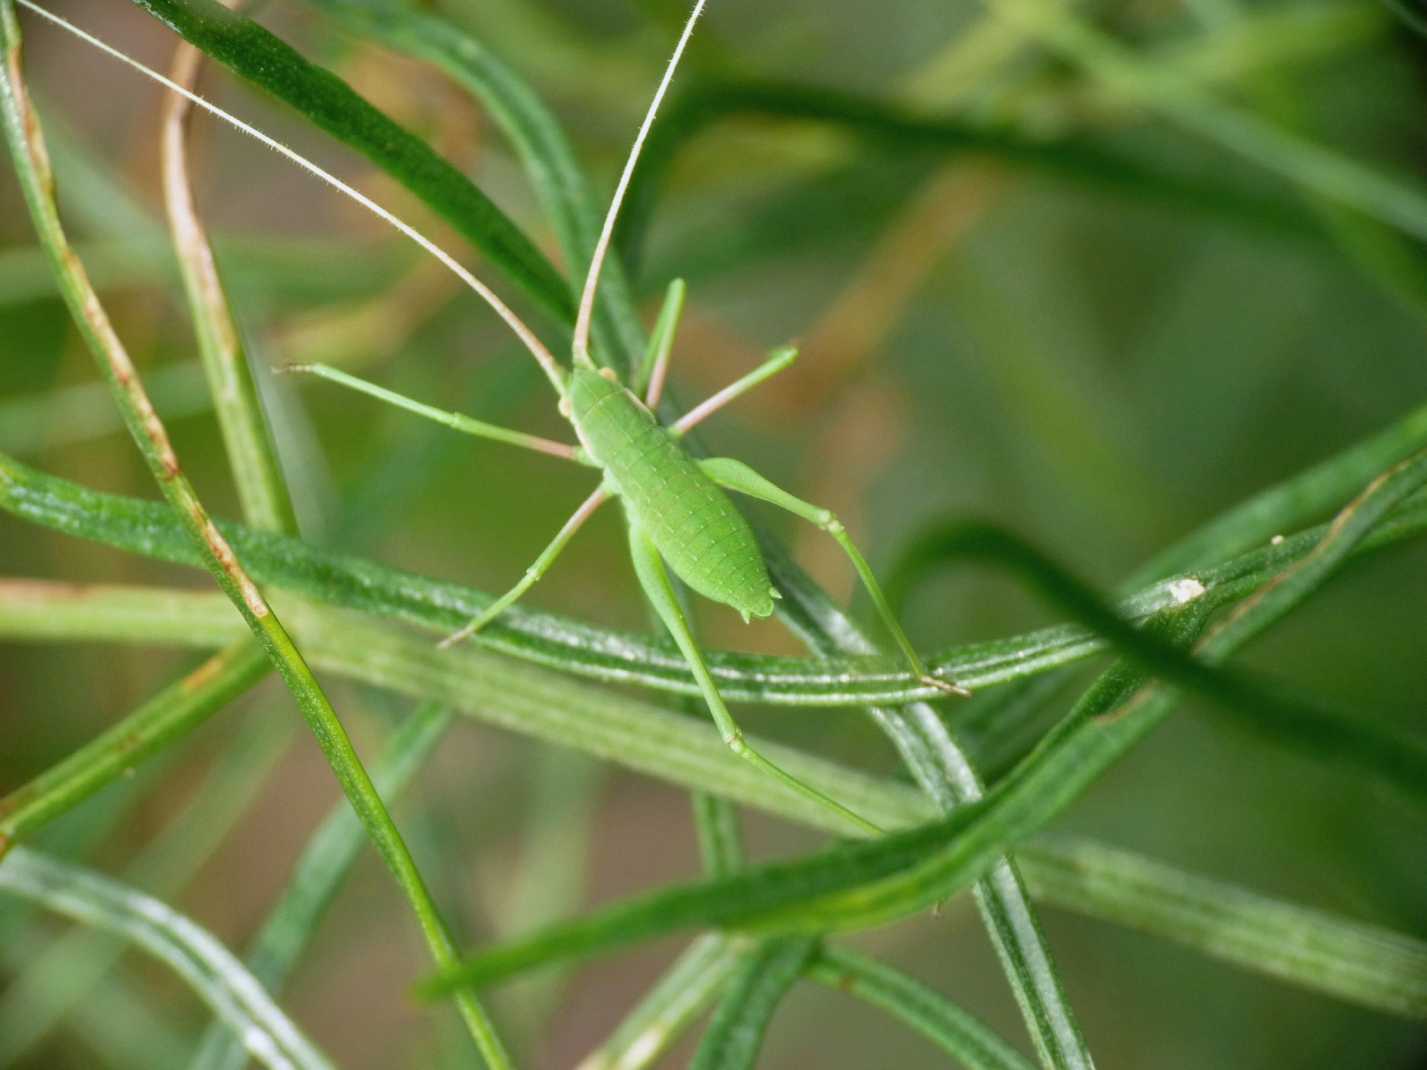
[0,642,269,847]
[190,704,453,1070]
[0,717,294,1065]
[0,847,332,1070]
[161,31,298,536]
[884,521,1427,804]
[689,937,819,1070]
[810,948,1037,1070]
[692,792,745,880]
[1021,837,1427,1021]
[576,935,742,1070]
[1128,399,1427,585]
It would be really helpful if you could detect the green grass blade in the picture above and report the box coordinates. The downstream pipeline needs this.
[0,847,333,1070]
[883,521,1427,804]
[190,704,453,1070]
[689,937,819,1070]
[0,716,295,1064]
[692,792,745,880]
[4,454,1427,754]
[810,947,1037,1070]
[1020,837,1427,1021]
[1129,399,1427,584]
[127,0,572,323]
[0,642,268,847]
[575,934,741,1070]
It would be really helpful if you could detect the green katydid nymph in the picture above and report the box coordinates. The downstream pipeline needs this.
[26,0,968,835]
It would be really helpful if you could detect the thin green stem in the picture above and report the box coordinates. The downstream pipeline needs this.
[689,937,818,1070]
[575,935,743,1070]
[810,948,1037,1070]
[0,847,333,1070]
[1020,837,1427,1021]
[190,704,454,1070]
[0,715,294,1064]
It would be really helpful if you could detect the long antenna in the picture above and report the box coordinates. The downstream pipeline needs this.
[572,0,707,370]
[15,0,569,394]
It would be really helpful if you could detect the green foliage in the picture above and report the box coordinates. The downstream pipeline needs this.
[2,0,1425,1066]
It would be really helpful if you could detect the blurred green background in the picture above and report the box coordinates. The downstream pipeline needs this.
[2,0,1426,1066]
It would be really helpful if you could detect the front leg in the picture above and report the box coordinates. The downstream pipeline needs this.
[440,485,610,649]
[699,457,969,697]
[626,521,881,836]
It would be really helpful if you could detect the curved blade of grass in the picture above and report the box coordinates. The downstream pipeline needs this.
[810,947,1037,1070]
[190,703,453,1070]
[0,847,332,1070]
[162,26,297,536]
[2,920,191,1069]
[0,12,509,1064]
[1020,837,1427,1021]
[575,934,742,1070]
[0,642,269,848]
[953,394,1427,772]
[0,715,295,1065]
[125,0,572,323]
[689,937,818,1070]
[1382,0,1427,36]
[1129,400,1427,585]
[300,0,645,376]
[883,521,1427,804]
[614,80,1320,270]
[419,449,1427,991]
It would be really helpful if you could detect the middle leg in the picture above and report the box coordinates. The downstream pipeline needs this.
[440,484,610,649]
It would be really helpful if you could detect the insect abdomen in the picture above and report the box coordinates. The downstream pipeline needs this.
[569,368,775,619]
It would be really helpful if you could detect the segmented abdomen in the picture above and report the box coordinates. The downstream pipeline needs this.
[569,368,775,619]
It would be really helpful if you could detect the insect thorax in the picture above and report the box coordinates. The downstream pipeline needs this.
[568,367,776,620]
